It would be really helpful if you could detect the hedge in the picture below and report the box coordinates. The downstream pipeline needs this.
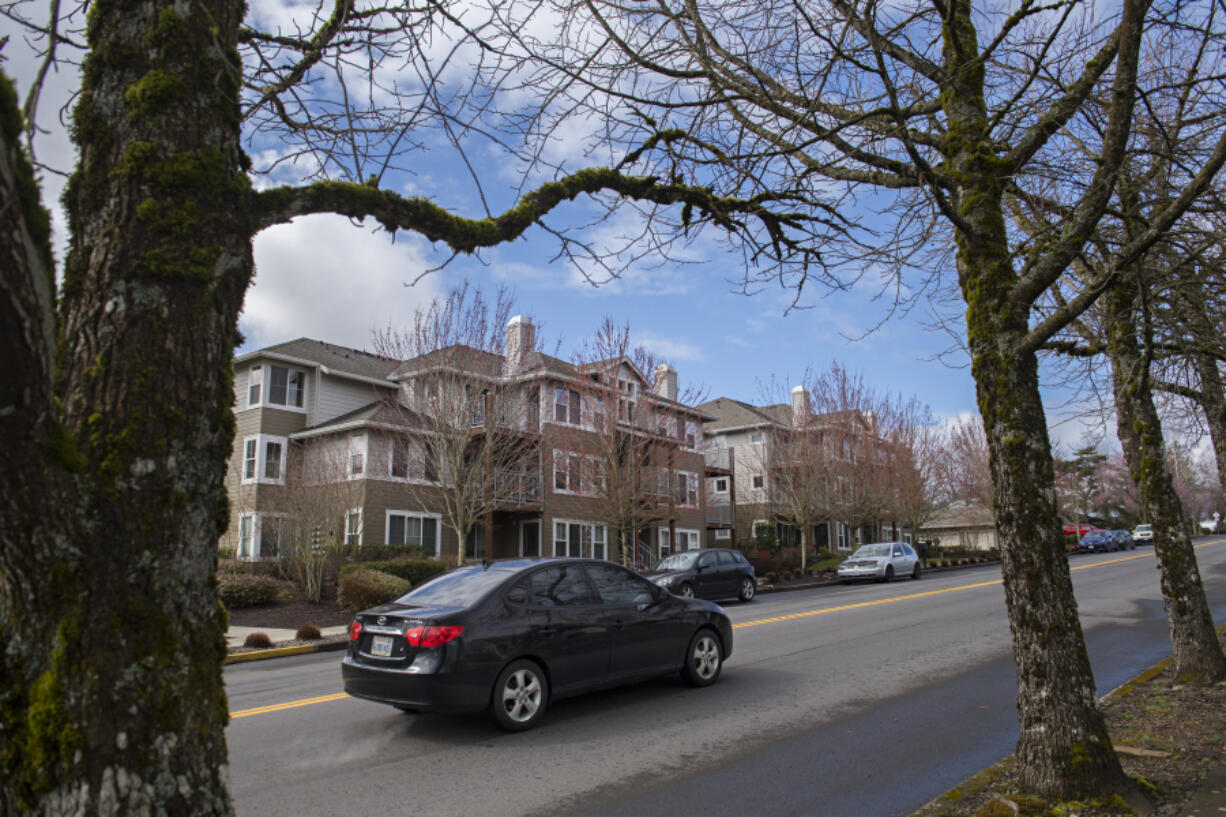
[338,568,413,611]
[218,573,280,608]
[341,558,448,587]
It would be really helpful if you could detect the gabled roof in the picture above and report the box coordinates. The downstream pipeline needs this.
[291,400,429,439]
[240,338,400,381]
[922,501,996,530]
[575,356,652,389]
[699,397,787,432]
[390,344,504,379]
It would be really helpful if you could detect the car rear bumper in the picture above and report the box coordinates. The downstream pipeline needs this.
[341,655,493,713]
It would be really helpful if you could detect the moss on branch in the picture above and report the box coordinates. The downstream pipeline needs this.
[253,169,812,257]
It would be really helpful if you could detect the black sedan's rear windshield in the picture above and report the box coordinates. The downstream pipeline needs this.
[395,566,515,607]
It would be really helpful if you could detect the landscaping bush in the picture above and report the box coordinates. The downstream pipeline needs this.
[350,544,429,562]
[338,568,412,611]
[217,546,236,561]
[295,624,322,641]
[765,571,779,584]
[243,631,273,649]
[342,558,448,587]
[218,573,280,608]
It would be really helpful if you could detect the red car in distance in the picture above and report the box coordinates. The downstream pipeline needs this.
[1062,523,1098,536]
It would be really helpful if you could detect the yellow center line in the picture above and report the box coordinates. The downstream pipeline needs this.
[230,692,349,719]
[229,539,1226,717]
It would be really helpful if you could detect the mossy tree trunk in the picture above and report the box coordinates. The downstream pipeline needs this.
[942,0,1134,799]
[1,0,250,810]
[1103,281,1226,683]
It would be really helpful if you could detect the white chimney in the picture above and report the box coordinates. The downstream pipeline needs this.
[505,315,535,376]
[791,385,810,427]
[654,364,678,401]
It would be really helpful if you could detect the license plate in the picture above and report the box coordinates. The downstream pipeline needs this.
[371,635,394,657]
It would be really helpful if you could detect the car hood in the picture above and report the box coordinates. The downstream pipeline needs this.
[840,557,886,567]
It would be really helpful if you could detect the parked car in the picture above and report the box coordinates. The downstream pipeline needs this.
[1062,522,1097,536]
[646,548,756,602]
[1077,529,1121,553]
[1108,530,1135,550]
[1132,524,1154,545]
[341,558,732,731]
[837,542,921,583]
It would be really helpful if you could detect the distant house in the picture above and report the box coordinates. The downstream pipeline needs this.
[919,501,998,551]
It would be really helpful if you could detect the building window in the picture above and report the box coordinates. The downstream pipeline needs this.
[750,431,764,444]
[268,365,305,408]
[554,388,580,424]
[553,451,582,493]
[676,472,697,506]
[715,529,731,540]
[248,366,262,406]
[553,520,607,558]
[263,439,283,480]
[238,514,254,558]
[349,432,366,477]
[390,442,408,479]
[837,523,850,550]
[242,435,287,485]
[386,511,439,556]
[752,474,764,489]
[345,509,363,546]
[659,528,698,555]
[243,439,257,480]
[714,477,729,493]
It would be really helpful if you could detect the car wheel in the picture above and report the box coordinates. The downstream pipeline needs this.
[681,630,723,687]
[677,582,695,598]
[911,563,921,580]
[884,565,895,582]
[738,576,755,602]
[490,659,548,732]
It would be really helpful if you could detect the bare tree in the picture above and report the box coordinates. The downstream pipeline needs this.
[373,283,542,566]
[486,0,1226,798]
[561,317,705,567]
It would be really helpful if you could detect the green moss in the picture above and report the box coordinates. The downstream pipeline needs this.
[125,69,185,121]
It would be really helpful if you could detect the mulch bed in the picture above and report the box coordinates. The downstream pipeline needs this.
[226,583,353,630]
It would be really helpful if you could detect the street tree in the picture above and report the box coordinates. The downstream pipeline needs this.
[490,0,1226,799]
[0,0,825,810]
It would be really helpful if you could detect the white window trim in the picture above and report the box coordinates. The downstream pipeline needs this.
[552,449,591,496]
[348,432,368,479]
[751,519,770,541]
[519,519,543,558]
[237,512,288,560]
[345,508,364,546]
[715,529,732,540]
[551,519,608,559]
[237,513,255,559]
[245,363,308,413]
[751,474,765,490]
[384,509,442,557]
[674,528,701,551]
[713,477,729,494]
[241,434,288,485]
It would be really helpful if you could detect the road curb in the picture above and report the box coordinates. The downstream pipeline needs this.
[225,638,348,665]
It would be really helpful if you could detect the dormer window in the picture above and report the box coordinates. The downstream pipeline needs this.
[248,366,262,406]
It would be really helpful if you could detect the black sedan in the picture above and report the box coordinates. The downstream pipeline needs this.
[645,548,757,602]
[342,558,733,731]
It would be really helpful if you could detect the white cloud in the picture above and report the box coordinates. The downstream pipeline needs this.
[242,215,444,351]
[635,331,704,363]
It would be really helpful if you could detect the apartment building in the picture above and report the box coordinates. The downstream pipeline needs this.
[700,388,900,554]
[221,318,709,566]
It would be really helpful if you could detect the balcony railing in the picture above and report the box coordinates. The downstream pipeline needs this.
[704,447,733,471]
[641,469,673,499]
[493,469,543,505]
[706,502,734,526]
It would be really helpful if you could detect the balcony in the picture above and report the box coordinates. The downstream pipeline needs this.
[493,469,543,506]
[703,446,733,475]
[706,502,734,527]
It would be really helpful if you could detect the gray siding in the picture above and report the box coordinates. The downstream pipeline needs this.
[315,373,391,425]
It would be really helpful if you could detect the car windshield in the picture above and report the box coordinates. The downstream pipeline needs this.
[1082,531,1107,540]
[851,544,892,558]
[1136,525,1151,532]
[653,552,700,571]
[394,565,515,607]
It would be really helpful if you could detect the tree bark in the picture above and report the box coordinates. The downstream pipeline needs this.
[1104,283,1226,683]
[2,0,252,811]
[944,0,1131,797]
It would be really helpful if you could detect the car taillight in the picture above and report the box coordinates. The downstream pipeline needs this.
[348,620,362,641]
[404,625,464,648]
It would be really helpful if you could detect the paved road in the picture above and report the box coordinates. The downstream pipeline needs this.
[226,540,1226,817]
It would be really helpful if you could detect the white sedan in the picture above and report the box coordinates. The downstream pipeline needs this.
[837,542,921,583]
